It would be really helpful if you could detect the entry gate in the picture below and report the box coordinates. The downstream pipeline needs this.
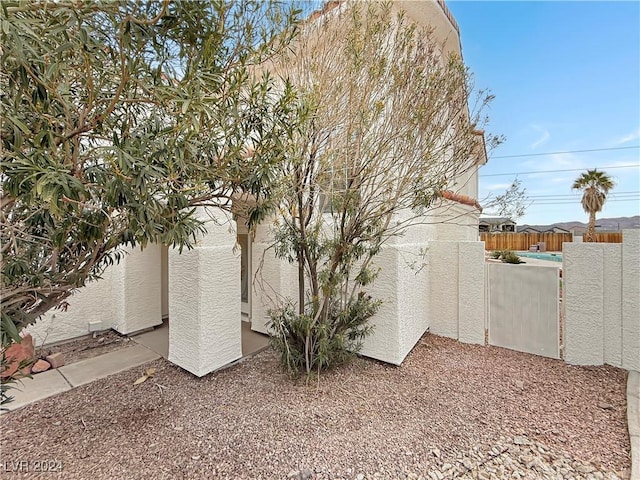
[486,263,561,359]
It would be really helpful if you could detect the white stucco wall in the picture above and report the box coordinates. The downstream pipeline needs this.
[563,232,639,370]
[360,247,403,365]
[112,244,163,335]
[622,229,640,371]
[563,243,606,365]
[168,209,242,377]
[603,244,623,367]
[457,242,486,344]
[26,245,162,346]
[426,240,485,344]
[427,241,459,338]
[360,212,436,364]
[26,267,116,346]
[250,222,299,335]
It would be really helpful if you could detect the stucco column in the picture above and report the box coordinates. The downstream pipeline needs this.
[361,212,432,365]
[168,209,242,377]
[622,229,640,371]
[112,244,163,335]
[250,221,299,334]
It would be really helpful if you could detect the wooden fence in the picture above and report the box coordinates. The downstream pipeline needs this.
[480,232,623,252]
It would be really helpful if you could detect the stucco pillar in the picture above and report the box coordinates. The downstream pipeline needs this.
[564,243,606,365]
[168,209,241,377]
[250,221,299,334]
[112,244,163,335]
[361,214,431,365]
[622,229,640,371]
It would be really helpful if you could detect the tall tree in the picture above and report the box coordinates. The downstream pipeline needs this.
[572,169,615,242]
[266,2,501,374]
[1,1,302,351]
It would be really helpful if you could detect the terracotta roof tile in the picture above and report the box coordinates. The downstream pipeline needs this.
[440,190,482,212]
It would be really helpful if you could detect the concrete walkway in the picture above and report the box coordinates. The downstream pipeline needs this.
[2,344,160,412]
[3,324,270,413]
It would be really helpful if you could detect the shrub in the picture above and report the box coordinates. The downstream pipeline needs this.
[268,294,379,375]
[501,250,524,264]
[489,250,503,259]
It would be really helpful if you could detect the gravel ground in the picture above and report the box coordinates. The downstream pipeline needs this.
[35,330,132,365]
[0,335,630,479]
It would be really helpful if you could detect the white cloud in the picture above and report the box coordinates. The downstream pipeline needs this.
[485,182,513,191]
[529,126,550,149]
[613,127,640,145]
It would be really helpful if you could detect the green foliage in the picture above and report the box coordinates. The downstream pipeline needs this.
[265,2,499,375]
[571,169,615,242]
[1,1,303,348]
[268,294,379,375]
[489,250,503,259]
[0,354,33,409]
[500,250,524,264]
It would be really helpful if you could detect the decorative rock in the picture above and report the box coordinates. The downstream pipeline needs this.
[1,334,35,378]
[597,402,614,410]
[45,352,65,369]
[513,436,531,446]
[576,464,595,474]
[515,380,524,389]
[31,359,51,373]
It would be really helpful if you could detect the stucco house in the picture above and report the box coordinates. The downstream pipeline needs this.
[479,216,517,233]
[26,0,489,377]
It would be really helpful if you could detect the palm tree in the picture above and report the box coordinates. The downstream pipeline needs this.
[572,169,615,242]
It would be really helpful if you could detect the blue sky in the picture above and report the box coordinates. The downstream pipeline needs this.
[446,0,640,226]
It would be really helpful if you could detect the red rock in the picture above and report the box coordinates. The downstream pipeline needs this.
[1,334,35,378]
[31,359,51,374]
[45,352,65,369]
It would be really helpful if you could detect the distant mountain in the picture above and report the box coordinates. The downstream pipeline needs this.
[521,215,640,232]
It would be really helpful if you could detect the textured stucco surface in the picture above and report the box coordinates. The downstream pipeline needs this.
[564,243,605,365]
[112,244,163,335]
[251,222,299,335]
[161,245,169,318]
[457,242,485,344]
[360,247,402,365]
[487,263,559,359]
[602,244,623,367]
[427,241,460,339]
[27,245,162,346]
[563,233,639,369]
[396,243,430,361]
[424,240,485,345]
[26,268,115,346]
[168,210,242,377]
[622,229,640,371]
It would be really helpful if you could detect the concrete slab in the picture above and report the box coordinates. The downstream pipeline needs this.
[58,344,160,387]
[2,369,71,412]
[131,321,169,359]
[628,370,639,480]
[242,321,269,356]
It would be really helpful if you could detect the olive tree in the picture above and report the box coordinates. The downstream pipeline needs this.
[265,2,501,374]
[0,0,303,393]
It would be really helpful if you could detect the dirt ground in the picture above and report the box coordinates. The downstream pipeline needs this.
[0,335,630,480]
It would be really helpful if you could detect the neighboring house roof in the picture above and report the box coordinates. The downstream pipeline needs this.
[479,217,514,225]
[440,190,482,212]
[544,227,570,234]
[519,226,541,233]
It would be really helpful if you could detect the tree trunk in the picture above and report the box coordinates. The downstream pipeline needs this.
[586,211,596,242]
